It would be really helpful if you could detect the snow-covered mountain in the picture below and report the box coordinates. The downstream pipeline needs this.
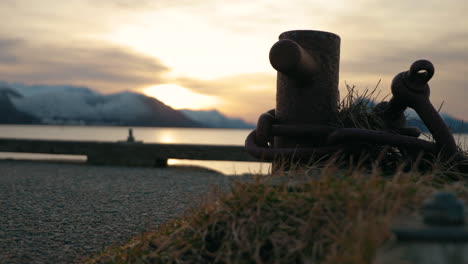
[0,87,38,124]
[1,82,200,127]
[180,109,254,129]
[0,82,255,128]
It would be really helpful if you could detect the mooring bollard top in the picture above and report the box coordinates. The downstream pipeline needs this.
[423,191,465,226]
[392,191,468,242]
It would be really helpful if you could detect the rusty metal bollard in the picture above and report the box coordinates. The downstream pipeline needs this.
[270,30,341,149]
[374,192,468,264]
[245,30,465,170]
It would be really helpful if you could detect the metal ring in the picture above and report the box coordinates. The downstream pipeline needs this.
[409,59,435,84]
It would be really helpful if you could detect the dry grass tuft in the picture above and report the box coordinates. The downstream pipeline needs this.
[335,82,385,130]
[83,161,468,264]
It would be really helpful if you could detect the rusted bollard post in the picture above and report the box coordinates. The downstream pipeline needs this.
[246,30,465,170]
[269,30,341,149]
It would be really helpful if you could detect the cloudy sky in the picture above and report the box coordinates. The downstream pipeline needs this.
[1,0,467,122]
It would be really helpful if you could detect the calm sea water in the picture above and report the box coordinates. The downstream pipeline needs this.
[0,125,270,175]
[0,125,466,175]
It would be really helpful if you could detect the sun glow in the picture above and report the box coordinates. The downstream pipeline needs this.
[142,84,220,110]
[105,9,272,79]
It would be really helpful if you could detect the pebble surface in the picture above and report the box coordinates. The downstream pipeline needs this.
[0,160,231,264]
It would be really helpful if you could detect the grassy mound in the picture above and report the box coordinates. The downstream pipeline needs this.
[83,162,468,264]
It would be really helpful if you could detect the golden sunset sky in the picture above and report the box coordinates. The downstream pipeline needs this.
[1,0,467,123]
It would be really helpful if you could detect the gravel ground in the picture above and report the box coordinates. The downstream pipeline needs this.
[0,160,232,264]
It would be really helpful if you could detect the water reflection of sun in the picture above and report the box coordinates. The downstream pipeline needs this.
[142,84,220,110]
[158,132,175,144]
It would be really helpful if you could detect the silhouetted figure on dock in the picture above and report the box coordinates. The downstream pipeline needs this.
[127,128,135,143]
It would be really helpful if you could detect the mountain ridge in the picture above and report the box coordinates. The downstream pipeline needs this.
[180,109,254,129]
[0,82,254,128]
[0,86,39,124]
[0,82,465,132]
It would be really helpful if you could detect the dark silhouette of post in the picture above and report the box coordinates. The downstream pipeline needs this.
[127,128,135,143]
[269,30,341,149]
